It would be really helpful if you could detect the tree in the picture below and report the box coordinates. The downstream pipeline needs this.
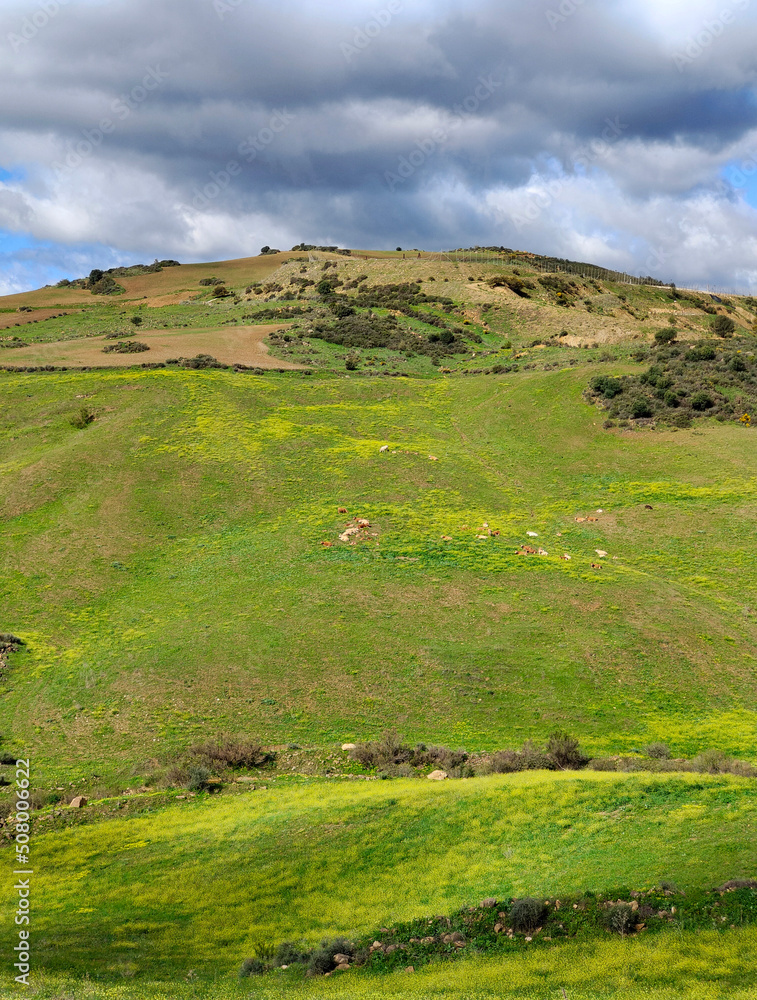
[712,315,736,338]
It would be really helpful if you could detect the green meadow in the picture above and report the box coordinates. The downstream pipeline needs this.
[1,254,756,996]
[1,771,755,987]
[1,365,757,787]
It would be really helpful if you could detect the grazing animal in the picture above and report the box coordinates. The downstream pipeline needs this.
[338,507,348,514]
[645,504,653,510]
[591,562,602,570]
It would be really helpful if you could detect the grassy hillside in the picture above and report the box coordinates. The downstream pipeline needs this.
[1,365,757,788]
[0,248,755,997]
[1,771,755,984]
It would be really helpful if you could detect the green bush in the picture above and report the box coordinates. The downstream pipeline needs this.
[69,407,95,429]
[188,739,274,771]
[654,327,677,345]
[187,765,210,791]
[712,315,736,338]
[273,941,309,966]
[689,345,716,361]
[307,938,353,976]
[546,731,587,769]
[691,391,714,411]
[605,902,637,936]
[345,352,359,371]
[644,742,671,759]
[590,375,624,399]
[102,341,149,354]
[509,897,547,932]
[239,957,268,978]
[631,398,653,419]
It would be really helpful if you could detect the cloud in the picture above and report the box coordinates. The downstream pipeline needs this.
[1,0,756,290]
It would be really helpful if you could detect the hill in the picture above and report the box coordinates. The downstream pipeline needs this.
[0,246,755,997]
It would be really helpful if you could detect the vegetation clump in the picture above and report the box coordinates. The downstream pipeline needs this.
[69,406,95,429]
[102,340,149,354]
[588,340,757,426]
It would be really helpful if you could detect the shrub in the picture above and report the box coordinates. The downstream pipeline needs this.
[274,941,309,966]
[130,316,143,326]
[712,315,736,338]
[588,757,618,771]
[239,957,268,978]
[655,327,677,344]
[631,398,653,419]
[509,898,547,932]
[211,285,230,298]
[590,375,624,399]
[102,341,149,354]
[605,903,637,936]
[186,765,210,791]
[689,345,716,361]
[669,411,692,428]
[188,739,274,771]
[546,731,587,769]
[691,391,714,411]
[644,742,671,759]
[307,938,353,976]
[345,352,359,371]
[69,407,95,429]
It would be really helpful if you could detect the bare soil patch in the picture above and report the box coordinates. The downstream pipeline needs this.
[2,324,303,369]
[0,309,74,331]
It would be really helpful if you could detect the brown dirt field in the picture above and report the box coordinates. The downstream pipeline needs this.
[0,252,308,309]
[0,309,75,331]
[1,324,303,369]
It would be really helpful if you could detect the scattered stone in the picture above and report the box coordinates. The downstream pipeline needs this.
[421,936,435,945]
[333,954,351,965]
[385,945,399,955]
[494,923,504,933]
[480,898,498,908]
[236,777,256,783]
[341,743,357,751]
[404,966,415,973]
[69,796,87,809]
[427,770,448,781]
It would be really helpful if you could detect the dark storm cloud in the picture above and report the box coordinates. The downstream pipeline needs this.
[0,0,756,290]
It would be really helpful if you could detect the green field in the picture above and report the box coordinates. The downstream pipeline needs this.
[1,771,756,989]
[1,252,756,996]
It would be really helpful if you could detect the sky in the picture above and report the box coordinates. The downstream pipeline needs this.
[1,0,757,295]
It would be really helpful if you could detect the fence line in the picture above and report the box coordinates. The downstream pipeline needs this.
[427,251,753,299]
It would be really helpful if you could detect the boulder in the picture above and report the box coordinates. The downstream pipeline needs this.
[69,796,87,809]
[427,770,448,781]
[333,954,351,965]
[341,744,357,751]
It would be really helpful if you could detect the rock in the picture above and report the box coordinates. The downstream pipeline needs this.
[494,923,504,933]
[595,549,608,558]
[69,796,87,809]
[527,531,539,537]
[236,777,256,783]
[404,966,415,973]
[421,936,435,945]
[480,898,498,908]
[385,945,399,955]
[427,770,448,781]
[333,954,351,965]
[341,744,357,751]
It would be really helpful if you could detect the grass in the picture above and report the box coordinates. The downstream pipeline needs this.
[1,770,755,983]
[1,250,756,998]
[1,364,757,788]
